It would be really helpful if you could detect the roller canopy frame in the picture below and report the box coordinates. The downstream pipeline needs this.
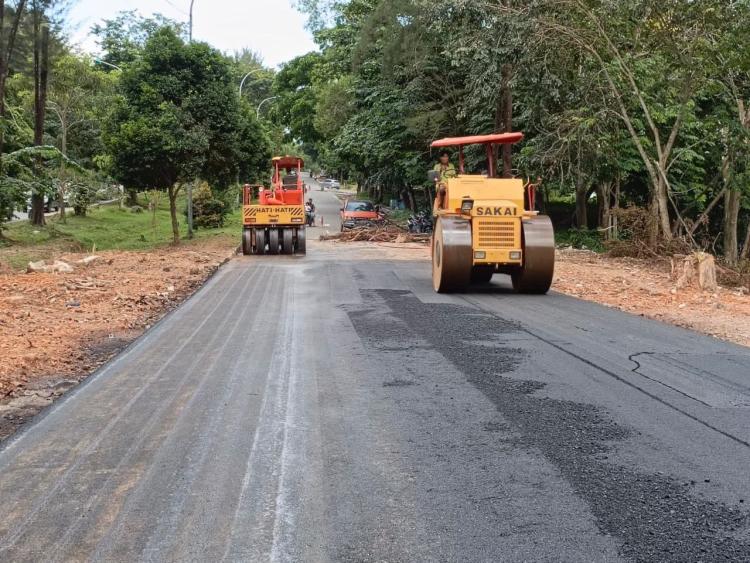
[272,156,305,170]
[430,132,524,148]
[430,132,524,178]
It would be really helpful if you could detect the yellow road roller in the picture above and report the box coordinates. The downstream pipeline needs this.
[430,132,555,294]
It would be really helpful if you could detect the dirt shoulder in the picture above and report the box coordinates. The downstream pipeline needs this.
[0,238,236,440]
[554,248,750,348]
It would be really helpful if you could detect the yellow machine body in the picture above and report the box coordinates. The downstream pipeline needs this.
[440,175,531,266]
[429,131,555,294]
[243,205,305,227]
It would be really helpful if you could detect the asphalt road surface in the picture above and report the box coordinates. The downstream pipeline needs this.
[1,188,750,562]
[306,174,343,233]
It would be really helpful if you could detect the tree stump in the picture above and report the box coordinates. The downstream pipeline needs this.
[672,252,717,291]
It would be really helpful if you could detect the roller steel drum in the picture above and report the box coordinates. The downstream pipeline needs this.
[432,216,472,293]
[512,215,555,294]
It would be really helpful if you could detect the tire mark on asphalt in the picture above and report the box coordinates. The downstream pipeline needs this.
[222,280,296,561]
[50,266,273,561]
[134,267,280,559]
[0,265,253,557]
[462,294,750,449]
[521,328,750,449]
[628,352,713,407]
[270,278,303,563]
[0,263,243,464]
[461,295,750,448]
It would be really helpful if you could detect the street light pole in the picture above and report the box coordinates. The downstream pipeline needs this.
[239,68,264,98]
[94,58,123,72]
[256,96,279,119]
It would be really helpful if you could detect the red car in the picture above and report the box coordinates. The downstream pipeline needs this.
[340,199,381,231]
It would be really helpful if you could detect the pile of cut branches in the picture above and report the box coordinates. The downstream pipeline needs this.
[321,226,430,243]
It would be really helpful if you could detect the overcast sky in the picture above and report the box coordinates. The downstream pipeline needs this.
[68,0,318,68]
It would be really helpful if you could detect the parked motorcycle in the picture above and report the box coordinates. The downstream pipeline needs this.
[408,211,433,234]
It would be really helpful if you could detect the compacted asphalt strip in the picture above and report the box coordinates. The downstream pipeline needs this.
[0,187,749,561]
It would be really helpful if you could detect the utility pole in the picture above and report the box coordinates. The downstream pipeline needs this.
[189,0,195,42]
[187,0,195,238]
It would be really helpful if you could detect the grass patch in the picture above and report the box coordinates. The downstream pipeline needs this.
[0,198,242,270]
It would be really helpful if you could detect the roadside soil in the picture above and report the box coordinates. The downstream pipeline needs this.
[0,238,235,441]
[554,248,750,348]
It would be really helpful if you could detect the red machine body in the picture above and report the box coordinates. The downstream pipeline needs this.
[258,156,305,206]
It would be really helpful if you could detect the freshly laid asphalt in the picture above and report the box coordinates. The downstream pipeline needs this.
[1,182,749,562]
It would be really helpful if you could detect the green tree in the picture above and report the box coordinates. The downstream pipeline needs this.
[0,0,28,164]
[232,49,275,107]
[236,100,272,184]
[274,52,324,145]
[1,144,93,230]
[91,10,187,69]
[46,54,116,220]
[105,28,256,243]
[29,0,50,226]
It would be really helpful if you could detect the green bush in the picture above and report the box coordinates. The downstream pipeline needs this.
[188,181,228,229]
[0,178,25,232]
[70,181,97,216]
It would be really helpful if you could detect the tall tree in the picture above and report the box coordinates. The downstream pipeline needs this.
[715,1,750,264]
[106,28,254,243]
[47,55,115,220]
[29,0,48,226]
[91,10,187,69]
[0,0,27,163]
